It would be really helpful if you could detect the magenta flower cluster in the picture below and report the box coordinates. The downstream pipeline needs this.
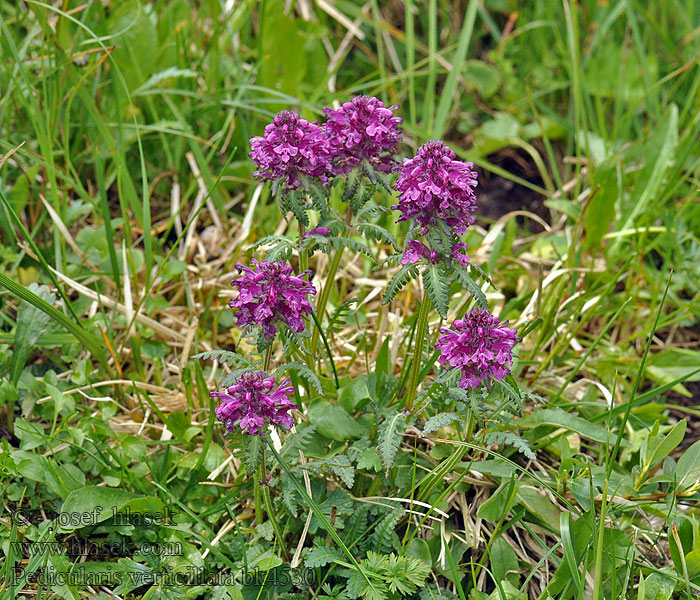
[323,96,403,174]
[229,259,316,340]
[435,308,519,389]
[393,140,478,235]
[211,371,296,436]
[401,240,471,267]
[249,111,332,190]
[249,97,402,190]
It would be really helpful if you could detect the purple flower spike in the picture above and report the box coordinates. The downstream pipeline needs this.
[451,242,470,267]
[249,111,332,190]
[401,240,438,265]
[304,226,332,237]
[230,259,317,339]
[211,371,297,436]
[435,308,519,389]
[393,140,478,235]
[322,96,402,174]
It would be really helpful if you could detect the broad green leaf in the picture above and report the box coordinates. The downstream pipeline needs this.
[490,536,520,587]
[478,479,518,522]
[464,59,501,98]
[584,159,617,248]
[481,112,520,140]
[686,548,700,578]
[613,104,678,255]
[576,130,609,164]
[645,419,686,472]
[405,538,432,568]
[10,283,53,385]
[60,486,138,531]
[254,555,283,571]
[133,68,197,95]
[259,0,306,101]
[356,448,382,472]
[486,580,527,600]
[516,486,562,531]
[305,546,344,568]
[109,1,158,90]
[675,440,700,494]
[519,408,622,445]
[639,570,675,600]
[646,348,700,397]
[469,460,516,479]
[339,377,371,412]
[308,401,364,441]
[13,418,45,451]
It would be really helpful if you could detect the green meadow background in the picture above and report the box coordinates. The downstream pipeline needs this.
[0,1,699,599]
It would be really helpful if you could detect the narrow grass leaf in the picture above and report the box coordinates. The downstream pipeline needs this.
[433,0,478,139]
[0,273,110,373]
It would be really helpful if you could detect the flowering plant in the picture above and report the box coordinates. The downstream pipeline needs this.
[196,96,533,598]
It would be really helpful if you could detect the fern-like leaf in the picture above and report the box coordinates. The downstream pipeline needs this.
[279,188,310,226]
[281,423,317,458]
[325,298,359,335]
[275,361,323,394]
[280,472,299,516]
[331,236,376,261]
[496,375,525,416]
[378,411,407,476]
[383,552,431,595]
[420,412,461,437]
[370,507,403,554]
[467,260,494,287]
[358,223,400,251]
[192,349,258,370]
[307,181,331,220]
[382,264,418,305]
[357,203,390,220]
[486,431,536,460]
[245,435,263,474]
[451,264,488,308]
[303,455,356,488]
[375,252,405,270]
[422,264,450,318]
[305,546,344,568]
[252,234,295,263]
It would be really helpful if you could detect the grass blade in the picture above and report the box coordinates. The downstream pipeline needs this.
[432,0,478,139]
[0,273,111,375]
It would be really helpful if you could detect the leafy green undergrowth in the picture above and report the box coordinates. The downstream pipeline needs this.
[1,1,699,599]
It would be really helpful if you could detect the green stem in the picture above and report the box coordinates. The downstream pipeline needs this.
[261,446,289,561]
[591,477,608,600]
[263,345,273,372]
[310,246,344,361]
[310,207,353,362]
[298,222,308,273]
[405,297,432,413]
[254,462,263,527]
[265,439,377,591]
